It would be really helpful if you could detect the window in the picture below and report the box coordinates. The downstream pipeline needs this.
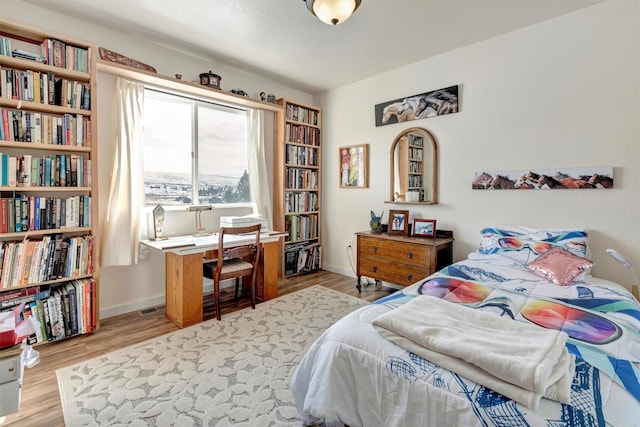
[143,89,250,206]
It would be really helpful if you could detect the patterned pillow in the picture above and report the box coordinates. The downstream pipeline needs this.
[478,226,589,265]
[527,248,594,286]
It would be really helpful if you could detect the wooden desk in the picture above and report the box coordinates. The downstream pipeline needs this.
[142,233,283,328]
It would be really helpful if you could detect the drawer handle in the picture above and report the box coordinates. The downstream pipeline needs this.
[372,266,377,273]
[373,246,378,253]
[407,274,413,281]
[8,367,14,372]
[407,251,413,259]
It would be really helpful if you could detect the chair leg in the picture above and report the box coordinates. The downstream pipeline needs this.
[250,272,256,310]
[214,280,221,321]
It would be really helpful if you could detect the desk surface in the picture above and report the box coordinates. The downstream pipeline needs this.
[141,232,285,255]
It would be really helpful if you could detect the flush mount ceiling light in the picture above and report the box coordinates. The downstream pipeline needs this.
[304,0,362,26]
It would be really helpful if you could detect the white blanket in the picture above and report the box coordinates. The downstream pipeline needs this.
[372,295,575,409]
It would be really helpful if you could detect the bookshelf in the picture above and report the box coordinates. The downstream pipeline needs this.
[397,132,425,202]
[274,99,321,277]
[0,16,99,346]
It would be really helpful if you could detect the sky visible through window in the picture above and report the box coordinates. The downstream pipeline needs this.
[143,90,249,206]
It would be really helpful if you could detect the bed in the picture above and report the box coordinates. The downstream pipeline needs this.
[291,226,640,427]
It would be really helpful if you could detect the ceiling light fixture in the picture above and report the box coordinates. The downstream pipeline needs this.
[304,0,362,26]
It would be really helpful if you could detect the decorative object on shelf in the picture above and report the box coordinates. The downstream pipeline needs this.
[388,210,409,235]
[98,47,157,73]
[150,204,167,241]
[187,205,213,236]
[375,85,459,127]
[267,94,276,103]
[339,144,369,188]
[369,210,383,233]
[471,166,613,190]
[175,74,182,80]
[230,89,249,97]
[413,218,436,238]
[199,70,222,89]
[304,0,362,26]
[607,249,640,301]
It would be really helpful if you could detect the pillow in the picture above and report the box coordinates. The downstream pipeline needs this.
[477,226,589,264]
[527,248,594,286]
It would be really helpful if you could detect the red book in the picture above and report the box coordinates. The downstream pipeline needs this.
[0,198,7,233]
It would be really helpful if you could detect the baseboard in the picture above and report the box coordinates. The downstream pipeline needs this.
[99,280,232,320]
[321,263,355,278]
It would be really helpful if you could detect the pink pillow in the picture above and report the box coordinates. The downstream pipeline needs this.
[527,248,594,286]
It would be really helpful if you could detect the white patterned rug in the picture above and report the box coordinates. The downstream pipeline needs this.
[56,285,367,427]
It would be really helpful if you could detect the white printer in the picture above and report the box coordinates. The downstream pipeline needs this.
[219,214,268,232]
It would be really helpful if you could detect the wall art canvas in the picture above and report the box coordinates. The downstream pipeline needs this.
[374,85,459,127]
[472,167,613,190]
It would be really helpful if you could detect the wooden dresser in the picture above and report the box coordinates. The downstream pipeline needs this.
[355,231,453,291]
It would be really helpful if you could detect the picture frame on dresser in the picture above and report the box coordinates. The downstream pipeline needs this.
[339,144,368,188]
[388,210,409,235]
[413,218,436,238]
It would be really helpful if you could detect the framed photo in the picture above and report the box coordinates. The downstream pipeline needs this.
[388,210,409,235]
[413,219,436,238]
[339,144,369,188]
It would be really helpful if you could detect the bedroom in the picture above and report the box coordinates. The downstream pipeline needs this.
[1,0,639,425]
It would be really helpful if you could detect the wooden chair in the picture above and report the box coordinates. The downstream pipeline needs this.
[202,224,261,320]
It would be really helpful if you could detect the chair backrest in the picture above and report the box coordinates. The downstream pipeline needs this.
[215,224,262,276]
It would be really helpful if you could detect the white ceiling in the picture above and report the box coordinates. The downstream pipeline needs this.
[24,0,604,94]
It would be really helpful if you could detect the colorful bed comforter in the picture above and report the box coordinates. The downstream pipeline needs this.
[291,255,640,427]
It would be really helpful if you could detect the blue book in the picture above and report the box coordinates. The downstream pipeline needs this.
[1,153,7,186]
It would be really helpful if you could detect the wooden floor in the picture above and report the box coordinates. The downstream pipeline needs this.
[1,270,393,427]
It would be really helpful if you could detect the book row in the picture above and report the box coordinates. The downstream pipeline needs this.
[0,36,91,73]
[285,123,320,146]
[1,108,91,146]
[284,191,318,214]
[0,66,91,110]
[284,243,321,276]
[285,145,318,167]
[286,104,319,126]
[408,174,423,188]
[0,153,91,188]
[408,147,423,160]
[0,194,91,233]
[0,279,97,345]
[284,213,319,243]
[408,160,422,174]
[0,234,94,289]
[285,169,318,190]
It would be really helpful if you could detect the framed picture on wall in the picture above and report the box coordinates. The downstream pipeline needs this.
[413,218,436,238]
[339,144,369,188]
[388,210,409,235]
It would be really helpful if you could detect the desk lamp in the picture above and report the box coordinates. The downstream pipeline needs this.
[187,205,213,236]
[607,249,640,301]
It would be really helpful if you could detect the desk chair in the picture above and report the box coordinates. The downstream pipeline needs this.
[202,224,261,320]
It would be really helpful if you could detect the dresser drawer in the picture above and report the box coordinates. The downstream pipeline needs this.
[0,352,21,384]
[359,258,430,286]
[359,237,431,266]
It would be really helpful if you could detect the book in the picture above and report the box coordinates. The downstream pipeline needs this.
[65,282,78,336]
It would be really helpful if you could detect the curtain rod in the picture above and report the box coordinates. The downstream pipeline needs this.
[96,60,283,113]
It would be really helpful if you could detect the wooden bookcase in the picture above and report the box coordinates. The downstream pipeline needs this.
[0,16,99,346]
[273,99,321,277]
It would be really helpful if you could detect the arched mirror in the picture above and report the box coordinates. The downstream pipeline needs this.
[387,127,438,204]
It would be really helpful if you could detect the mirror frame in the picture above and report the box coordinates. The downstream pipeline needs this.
[386,127,438,205]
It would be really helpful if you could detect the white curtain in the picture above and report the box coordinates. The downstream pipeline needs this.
[101,78,145,266]
[247,109,273,230]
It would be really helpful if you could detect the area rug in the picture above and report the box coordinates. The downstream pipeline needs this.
[57,285,368,426]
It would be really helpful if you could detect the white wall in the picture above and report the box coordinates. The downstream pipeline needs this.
[318,0,640,291]
[2,0,314,318]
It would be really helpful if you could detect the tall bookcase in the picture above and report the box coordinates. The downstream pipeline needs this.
[274,99,321,277]
[0,16,99,346]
